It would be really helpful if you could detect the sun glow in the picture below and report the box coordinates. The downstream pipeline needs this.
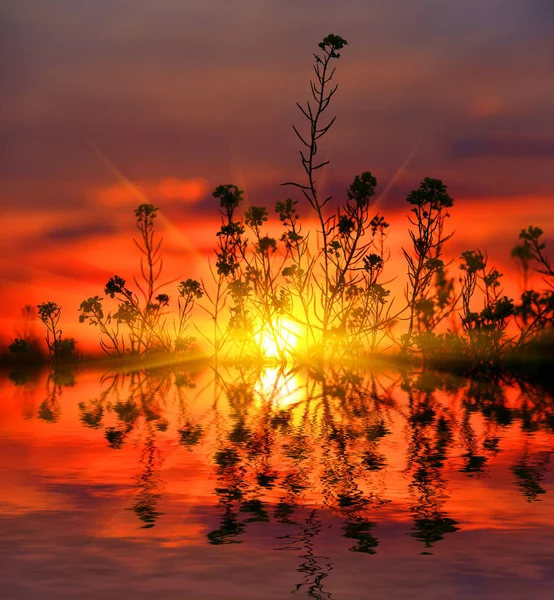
[255,367,305,408]
[256,317,302,359]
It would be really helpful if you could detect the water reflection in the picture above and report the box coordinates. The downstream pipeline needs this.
[3,362,554,596]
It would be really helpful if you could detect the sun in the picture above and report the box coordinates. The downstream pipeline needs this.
[256,317,301,359]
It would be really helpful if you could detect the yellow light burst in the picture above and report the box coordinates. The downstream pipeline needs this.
[255,367,305,408]
[256,317,302,359]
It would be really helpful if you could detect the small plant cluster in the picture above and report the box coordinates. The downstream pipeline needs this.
[5,34,553,366]
[34,302,77,362]
[199,36,394,362]
[77,204,203,357]
[191,34,553,364]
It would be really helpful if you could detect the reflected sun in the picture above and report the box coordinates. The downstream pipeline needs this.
[255,367,304,408]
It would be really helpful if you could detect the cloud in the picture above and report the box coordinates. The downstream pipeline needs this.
[43,222,116,242]
[158,177,209,203]
[451,136,554,159]
[96,177,209,207]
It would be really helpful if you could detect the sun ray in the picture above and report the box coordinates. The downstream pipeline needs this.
[84,137,205,262]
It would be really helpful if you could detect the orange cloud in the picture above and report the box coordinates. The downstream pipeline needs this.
[96,177,209,207]
[470,96,503,117]
[158,177,209,202]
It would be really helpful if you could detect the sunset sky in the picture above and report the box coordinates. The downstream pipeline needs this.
[1,0,553,349]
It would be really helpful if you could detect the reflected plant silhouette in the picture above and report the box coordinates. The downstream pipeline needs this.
[35,365,77,423]
[129,432,165,528]
[511,450,553,503]
[403,372,459,552]
[291,509,335,600]
[13,360,554,552]
[459,409,488,477]
[4,33,554,592]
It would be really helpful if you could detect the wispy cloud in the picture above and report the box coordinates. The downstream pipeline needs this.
[95,177,209,207]
[451,136,554,159]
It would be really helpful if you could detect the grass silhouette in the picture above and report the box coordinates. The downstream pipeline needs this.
[4,34,553,370]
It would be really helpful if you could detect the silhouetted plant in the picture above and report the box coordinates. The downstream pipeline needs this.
[324,173,393,357]
[200,185,249,357]
[514,226,554,280]
[401,178,455,353]
[202,36,401,360]
[33,33,551,366]
[8,338,32,357]
[113,203,172,352]
[52,338,77,361]
[512,226,554,349]
[243,203,288,358]
[79,204,201,357]
[459,250,514,361]
[276,196,318,343]
[37,302,62,359]
[174,279,203,353]
[282,35,348,333]
[7,305,41,362]
[79,295,126,356]
[281,34,392,355]
[37,302,77,362]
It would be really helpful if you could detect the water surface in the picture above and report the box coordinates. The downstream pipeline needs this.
[1,363,553,599]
